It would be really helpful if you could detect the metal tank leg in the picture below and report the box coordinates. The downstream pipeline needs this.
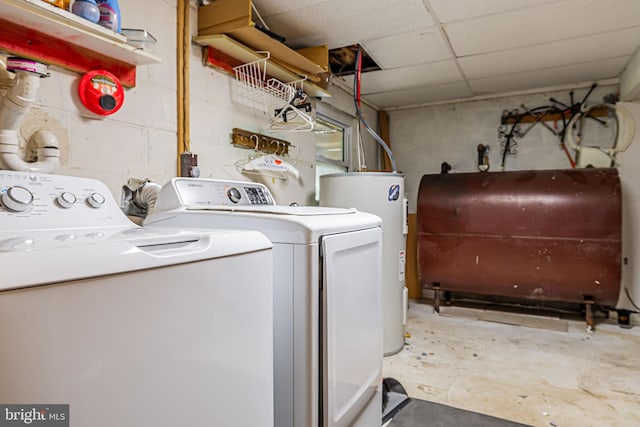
[584,297,595,333]
[444,290,452,306]
[433,283,441,314]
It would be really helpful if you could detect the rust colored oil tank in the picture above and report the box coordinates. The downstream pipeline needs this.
[417,168,621,307]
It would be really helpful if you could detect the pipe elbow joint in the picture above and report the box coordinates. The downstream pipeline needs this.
[34,129,59,151]
[0,129,59,173]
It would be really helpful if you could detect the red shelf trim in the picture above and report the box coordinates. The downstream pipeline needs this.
[0,17,136,87]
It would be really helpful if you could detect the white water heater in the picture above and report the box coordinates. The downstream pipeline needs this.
[320,172,408,355]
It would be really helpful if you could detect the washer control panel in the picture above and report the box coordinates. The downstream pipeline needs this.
[0,171,131,232]
[173,178,275,207]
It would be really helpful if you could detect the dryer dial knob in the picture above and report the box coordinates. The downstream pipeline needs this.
[1,186,34,212]
[87,192,106,209]
[56,192,77,209]
[227,187,242,203]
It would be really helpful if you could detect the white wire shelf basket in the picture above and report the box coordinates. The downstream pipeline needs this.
[232,52,315,132]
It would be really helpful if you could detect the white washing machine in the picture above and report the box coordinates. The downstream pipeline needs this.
[0,171,274,427]
[144,178,384,427]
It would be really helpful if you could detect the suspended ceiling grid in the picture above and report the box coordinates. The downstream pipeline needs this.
[252,0,640,108]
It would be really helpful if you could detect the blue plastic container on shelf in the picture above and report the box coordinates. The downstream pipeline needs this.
[96,0,121,33]
[71,0,100,23]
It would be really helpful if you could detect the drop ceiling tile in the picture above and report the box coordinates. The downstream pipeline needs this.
[469,56,628,95]
[263,0,434,48]
[362,28,451,69]
[459,27,640,79]
[428,0,561,23]
[356,60,463,94]
[445,0,640,56]
[252,0,330,17]
[364,82,472,108]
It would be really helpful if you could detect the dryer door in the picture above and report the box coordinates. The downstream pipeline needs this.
[321,227,383,427]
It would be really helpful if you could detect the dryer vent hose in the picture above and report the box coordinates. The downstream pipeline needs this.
[121,178,162,219]
[136,182,162,217]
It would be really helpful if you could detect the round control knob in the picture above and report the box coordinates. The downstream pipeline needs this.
[56,192,77,209]
[1,186,34,212]
[87,192,106,209]
[227,187,242,204]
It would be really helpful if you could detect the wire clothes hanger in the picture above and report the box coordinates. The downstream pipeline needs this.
[267,82,316,132]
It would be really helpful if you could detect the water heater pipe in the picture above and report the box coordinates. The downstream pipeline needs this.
[0,59,59,173]
[353,46,398,173]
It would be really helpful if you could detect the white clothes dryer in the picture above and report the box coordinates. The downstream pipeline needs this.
[145,178,384,427]
[0,171,274,427]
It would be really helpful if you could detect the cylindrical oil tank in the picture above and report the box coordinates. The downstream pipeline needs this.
[417,168,621,306]
[320,172,408,356]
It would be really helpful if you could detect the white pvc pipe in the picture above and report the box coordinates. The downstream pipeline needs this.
[0,129,59,173]
[0,69,59,173]
[0,71,40,129]
[0,58,13,88]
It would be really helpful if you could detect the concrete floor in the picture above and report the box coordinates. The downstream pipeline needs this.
[383,300,640,427]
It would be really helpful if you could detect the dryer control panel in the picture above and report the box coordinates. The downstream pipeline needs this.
[172,178,276,207]
[0,171,131,232]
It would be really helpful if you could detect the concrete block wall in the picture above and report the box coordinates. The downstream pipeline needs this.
[388,85,619,213]
[1,1,379,208]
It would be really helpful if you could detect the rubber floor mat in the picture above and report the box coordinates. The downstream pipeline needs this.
[388,398,532,427]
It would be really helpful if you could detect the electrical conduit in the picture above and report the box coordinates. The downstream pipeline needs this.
[0,59,59,173]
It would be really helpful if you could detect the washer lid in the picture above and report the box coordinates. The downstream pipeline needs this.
[0,227,272,291]
[186,205,356,216]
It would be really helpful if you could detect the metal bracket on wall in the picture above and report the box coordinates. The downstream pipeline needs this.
[500,106,610,125]
[180,152,200,177]
[231,128,292,155]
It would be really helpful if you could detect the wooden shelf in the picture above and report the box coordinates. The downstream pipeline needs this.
[194,34,331,99]
[0,0,161,87]
[198,0,327,76]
